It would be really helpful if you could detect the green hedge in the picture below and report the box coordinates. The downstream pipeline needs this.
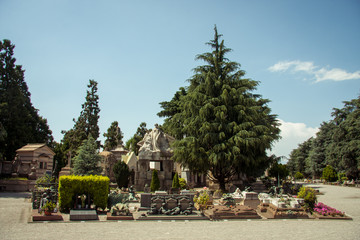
[58,175,110,212]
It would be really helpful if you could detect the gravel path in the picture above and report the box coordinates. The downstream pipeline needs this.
[0,184,359,240]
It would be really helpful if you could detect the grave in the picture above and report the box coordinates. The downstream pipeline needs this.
[204,205,261,220]
[69,210,98,221]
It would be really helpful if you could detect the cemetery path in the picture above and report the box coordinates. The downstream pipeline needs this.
[0,184,359,240]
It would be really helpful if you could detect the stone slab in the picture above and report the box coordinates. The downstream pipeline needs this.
[106,212,134,220]
[70,210,98,221]
[32,209,63,221]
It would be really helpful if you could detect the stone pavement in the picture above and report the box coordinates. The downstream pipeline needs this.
[0,184,359,240]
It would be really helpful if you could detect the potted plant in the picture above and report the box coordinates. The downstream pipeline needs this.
[193,190,210,211]
[41,201,56,216]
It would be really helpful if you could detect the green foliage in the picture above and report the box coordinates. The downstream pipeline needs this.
[297,187,317,211]
[322,165,337,182]
[73,135,103,176]
[287,95,360,179]
[103,121,123,151]
[35,175,55,186]
[113,160,130,188]
[125,122,148,155]
[338,172,347,182]
[41,201,56,212]
[58,175,109,212]
[179,178,187,189]
[172,172,180,189]
[294,172,304,180]
[61,79,100,160]
[0,39,53,161]
[150,169,160,192]
[158,26,280,191]
[193,190,210,205]
[268,157,289,180]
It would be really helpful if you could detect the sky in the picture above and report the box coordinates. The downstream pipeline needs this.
[1,0,359,161]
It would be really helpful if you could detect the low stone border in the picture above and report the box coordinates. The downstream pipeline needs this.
[32,209,63,222]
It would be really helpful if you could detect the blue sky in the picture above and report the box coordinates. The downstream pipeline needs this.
[1,0,359,160]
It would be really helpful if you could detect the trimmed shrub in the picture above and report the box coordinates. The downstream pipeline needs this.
[322,165,337,182]
[297,186,317,211]
[113,160,130,188]
[58,175,109,212]
[172,172,180,189]
[150,169,160,192]
[179,178,187,189]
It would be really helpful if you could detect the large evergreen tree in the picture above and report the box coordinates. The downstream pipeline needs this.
[0,39,53,161]
[73,135,103,175]
[61,79,100,161]
[103,121,123,151]
[159,27,280,191]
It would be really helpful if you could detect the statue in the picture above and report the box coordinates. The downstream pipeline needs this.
[137,124,174,159]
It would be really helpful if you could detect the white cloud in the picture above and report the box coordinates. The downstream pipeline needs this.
[268,60,360,82]
[270,119,318,160]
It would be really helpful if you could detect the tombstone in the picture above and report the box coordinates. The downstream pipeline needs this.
[140,193,152,208]
[153,197,165,210]
[165,197,178,210]
[179,197,191,211]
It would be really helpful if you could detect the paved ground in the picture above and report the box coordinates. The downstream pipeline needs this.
[0,184,359,240]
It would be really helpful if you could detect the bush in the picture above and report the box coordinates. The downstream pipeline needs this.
[294,172,304,180]
[113,161,130,188]
[297,186,317,211]
[172,172,180,189]
[322,165,337,182]
[337,172,347,183]
[58,175,109,212]
[150,169,160,192]
[179,178,187,189]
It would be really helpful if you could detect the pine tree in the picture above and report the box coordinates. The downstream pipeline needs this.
[150,169,160,192]
[113,160,130,188]
[0,39,53,161]
[73,135,103,175]
[61,79,100,160]
[103,121,123,151]
[159,27,280,191]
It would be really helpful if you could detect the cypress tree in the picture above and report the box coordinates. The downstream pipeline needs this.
[150,169,160,192]
[172,172,180,189]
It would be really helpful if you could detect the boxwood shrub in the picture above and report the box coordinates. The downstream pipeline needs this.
[58,175,110,212]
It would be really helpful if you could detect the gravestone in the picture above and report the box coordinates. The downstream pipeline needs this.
[179,197,191,211]
[165,198,177,210]
[140,193,152,208]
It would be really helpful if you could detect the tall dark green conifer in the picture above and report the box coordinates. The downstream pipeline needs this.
[103,121,123,151]
[61,80,100,161]
[0,39,53,161]
[159,27,280,191]
[125,122,148,155]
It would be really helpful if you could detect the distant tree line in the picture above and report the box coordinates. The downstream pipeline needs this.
[287,95,360,180]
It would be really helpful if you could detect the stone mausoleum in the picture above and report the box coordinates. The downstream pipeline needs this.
[135,124,175,191]
[12,143,55,179]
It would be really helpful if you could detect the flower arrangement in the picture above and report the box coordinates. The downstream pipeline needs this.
[193,191,210,205]
[313,202,344,217]
[41,201,56,214]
